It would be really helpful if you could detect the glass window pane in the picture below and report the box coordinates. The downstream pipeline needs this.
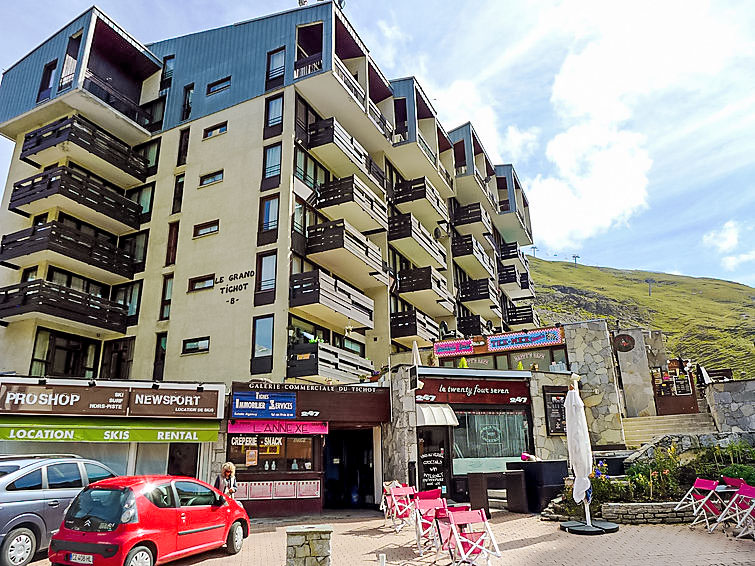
[84,463,115,484]
[7,469,42,491]
[254,317,274,357]
[267,97,283,126]
[47,463,83,489]
[135,443,169,475]
[175,481,214,506]
[260,255,276,290]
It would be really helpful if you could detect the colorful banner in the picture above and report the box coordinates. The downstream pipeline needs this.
[487,327,564,352]
[231,391,296,419]
[228,419,328,435]
[433,338,474,358]
[415,379,530,405]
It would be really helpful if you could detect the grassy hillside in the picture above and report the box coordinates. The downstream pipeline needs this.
[529,257,755,378]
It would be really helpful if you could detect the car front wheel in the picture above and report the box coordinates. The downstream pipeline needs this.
[0,528,36,566]
[225,521,243,555]
[124,546,153,566]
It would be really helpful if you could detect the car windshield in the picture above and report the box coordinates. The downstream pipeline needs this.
[0,465,19,477]
[65,488,130,531]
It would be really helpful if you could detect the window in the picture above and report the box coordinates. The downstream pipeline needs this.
[227,435,314,472]
[203,122,227,139]
[290,254,314,276]
[126,183,155,222]
[100,337,135,380]
[135,138,161,177]
[165,222,179,266]
[153,333,167,381]
[182,337,210,354]
[193,220,219,237]
[145,484,176,508]
[159,275,173,319]
[264,95,283,138]
[112,280,142,325]
[21,266,38,282]
[256,252,277,292]
[33,213,49,226]
[141,96,166,132]
[119,231,149,272]
[206,76,231,95]
[452,410,530,475]
[47,463,83,489]
[7,469,42,491]
[258,194,279,245]
[175,481,215,506]
[161,55,175,91]
[172,174,185,214]
[177,128,189,166]
[251,315,274,374]
[294,147,329,190]
[188,274,214,292]
[261,143,282,190]
[181,83,194,121]
[29,327,100,379]
[84,463,115,484]
[37,59,57,102]
[47,266,108,297]
[58,212,117,244]
[295,94,322,142]
[59,33,81,91]
[266,48,285,90]
[199,170,223,186]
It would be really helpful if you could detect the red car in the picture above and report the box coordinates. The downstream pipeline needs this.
[49,476,250,566]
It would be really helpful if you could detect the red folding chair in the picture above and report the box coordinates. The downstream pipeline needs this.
[389,485,416,532]
[716,484,755,539]
[416,488,442,500]
[690,491,725,532]
[722,476,747,489]
[414,497,446,555]
[446,509,501,566]
[675,478,719,513]
[435,505,473,563]
[380,481,401,523]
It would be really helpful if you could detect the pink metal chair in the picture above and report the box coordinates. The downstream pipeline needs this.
[415,488,442,500]
[380,481,401,523]
[676,478,724,532]
[716,484,755,539]
[446,509,501,566]
[414,497,446,555]
[722,476,746,489]
[435,505,474,562]
[388,485,416,532]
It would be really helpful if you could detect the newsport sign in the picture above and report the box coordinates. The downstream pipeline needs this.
[0,384,220,419]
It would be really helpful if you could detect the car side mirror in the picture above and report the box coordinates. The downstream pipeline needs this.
[213,493,225,506]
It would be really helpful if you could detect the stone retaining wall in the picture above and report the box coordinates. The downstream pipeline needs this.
[624,432,755,468]
[706,378,755,432]
[286,525,332,566]
[601,502,694,524]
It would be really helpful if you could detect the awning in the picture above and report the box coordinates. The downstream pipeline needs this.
[0,416,219,443]
[416,404,459,427]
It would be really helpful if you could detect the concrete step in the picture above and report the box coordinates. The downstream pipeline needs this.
[622,415,714,425]
[488,489,507,499]
[488,498,508,509]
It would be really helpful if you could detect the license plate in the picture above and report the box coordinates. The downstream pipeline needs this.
[69,553,94,564]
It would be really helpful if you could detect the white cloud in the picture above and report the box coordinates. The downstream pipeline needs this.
[499,126,540,162]
[722,250,755,271]
[373,20,409,70]
[702,221,741,253]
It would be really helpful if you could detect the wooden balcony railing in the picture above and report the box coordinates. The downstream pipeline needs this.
[21,115,148,181]
[294,52,323,79]
[396,266,451,298]
[367,99,394,140]
[306,219,385,276]
[289,270,374,329]
[315,175,388,227]
[0,221,134,279]
[388,213,447,268]
[499,241,529,269]
[452,202,493,233]
[458,278,499,304]
[417,131,437,165]
[0,279,127,333]
[10,166,141,229]
[506,304,535,326]
[456,314,490,337]
[498,263,519,286]
[390,308,440,342]
[287,341,373,382]
[82,71,152,125]
[452,234,495,275]
[333,56,366,108]
[394,177,448,223]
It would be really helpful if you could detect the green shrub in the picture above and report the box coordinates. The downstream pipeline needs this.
[720,464,755,485]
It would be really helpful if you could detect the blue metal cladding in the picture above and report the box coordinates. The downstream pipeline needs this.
[147,2,334,132]
[448,122,474,176]
[390,77,418,145]
[0,10,93,125]
[495,164,517,213]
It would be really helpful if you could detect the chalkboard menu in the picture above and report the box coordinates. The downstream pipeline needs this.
[419,450,447,492]
[543,386,568,435]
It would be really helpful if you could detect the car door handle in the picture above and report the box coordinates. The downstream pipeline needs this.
[48,500,60,508]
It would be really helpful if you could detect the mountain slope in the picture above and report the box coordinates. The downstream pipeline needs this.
[529,258,755,378]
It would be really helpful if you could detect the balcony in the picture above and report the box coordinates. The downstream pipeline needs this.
[498,241,529,274]
[0,222,134,285]
[0,279,127,335]
[452,203,494,250]
[505,304,538,330]
[390,308,440,347]
[456,314,493,337]
[458,278,502,320]
[498,262,528,301]
[20,115,148,187]
[287,341,373,384]
[396,267,454,317]
[9,166,140,234]
[392,136,454,200]
[289,270,374,331]
[388,213,447,270]
[314,175,387,232]
[455,165,498,218]
[417,131,437,166]
[306,219,388,289]
[393,177,449,227]
[452,234,495,279]
[307,117,386,194]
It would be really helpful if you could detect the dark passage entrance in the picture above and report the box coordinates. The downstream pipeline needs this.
[167,443,198,477]
[323,429,374,508]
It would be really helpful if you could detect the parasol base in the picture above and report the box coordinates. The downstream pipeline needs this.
[560,520,619,535]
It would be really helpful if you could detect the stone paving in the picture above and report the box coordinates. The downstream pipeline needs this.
[31,509,754,566]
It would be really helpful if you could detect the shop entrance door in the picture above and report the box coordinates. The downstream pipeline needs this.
[323,429,374,508]
[167,443,199,477]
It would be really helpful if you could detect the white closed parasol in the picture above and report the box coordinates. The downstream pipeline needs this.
[565,375,593,526]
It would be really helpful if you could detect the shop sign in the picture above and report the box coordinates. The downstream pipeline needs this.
[433,338,474,358]
[417,379,530,405]
[614,334,636,352]
[487,327,564,352]
[543,386,568,435]
[240,382,385,394]
[129,389,219,418]
[228,419,328,435]
[420,450,447,492]
[231,391,296,419]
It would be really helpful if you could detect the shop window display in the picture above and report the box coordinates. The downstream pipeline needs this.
[452,410,529,475]
[227,434,314,472]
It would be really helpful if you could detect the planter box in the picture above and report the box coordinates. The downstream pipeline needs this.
[601,502,694,524]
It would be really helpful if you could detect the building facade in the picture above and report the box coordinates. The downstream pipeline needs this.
[0,3,539,511]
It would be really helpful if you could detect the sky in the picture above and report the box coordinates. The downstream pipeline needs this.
[1,0,754,286]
